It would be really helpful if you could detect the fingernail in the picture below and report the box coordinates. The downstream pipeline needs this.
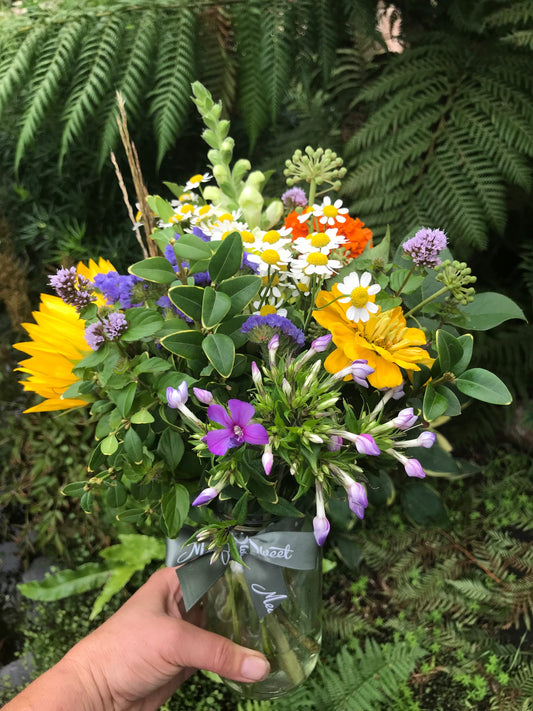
[241,654,270,681]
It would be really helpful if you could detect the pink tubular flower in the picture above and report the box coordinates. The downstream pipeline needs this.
[417,431,437,448]
[193,387,214,405]
[328,435,343,452]
[392,407,418,430]
[313,515,330,546]
[167,382,188,409]
[355,433,380,456]
[311,334,332,353]
[351,359,374,388]
[262,447,274,476]
[205,399,269,456]
[404,458,426,478]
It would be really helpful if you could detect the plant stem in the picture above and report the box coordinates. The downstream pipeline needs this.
[404,285,449,319]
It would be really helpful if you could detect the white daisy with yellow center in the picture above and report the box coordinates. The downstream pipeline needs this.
[291,249,343,278]
[246,238,293,275]
[298,196,349,226]
[336,271,381,322]
[183,172,211,192]
[293,228,346,255]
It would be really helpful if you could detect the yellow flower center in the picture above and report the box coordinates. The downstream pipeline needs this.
[262,274,280,286]
[179,193,193,202]
[180,204,194,215]
[322,205,338,218]
[218,213,233,222]
[306,253,328,266]
[309,233,330,248]
[259,304,277,316]
[190,174,204,184]
[262,230,281,244]
[350,286,370,308]
[198,205,211,216]
[262,249,281,265]
[241,230,255,243]
[297,282,308,292]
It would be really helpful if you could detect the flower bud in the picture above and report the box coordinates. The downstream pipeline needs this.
[404,458,426,478]
[192,486,219,506]
[311,334,332,353]
[193,387,214,405]
[313,516,330,546]
[417,431,436,448]
[392,407,418,430]
[355,434,380,456]
[262,449,274,476]
[167,381,188,409]
[251,361,263,387]
[327,435,343,452]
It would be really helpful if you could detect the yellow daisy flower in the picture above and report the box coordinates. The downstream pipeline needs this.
[313,285,433,389]
[14,258,115,413]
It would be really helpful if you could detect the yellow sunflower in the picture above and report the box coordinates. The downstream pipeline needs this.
[14,258,115,413]
[313,285,433,389]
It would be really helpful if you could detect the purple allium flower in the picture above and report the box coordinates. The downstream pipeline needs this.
[311,334,332,353]
[241,314,305,349]
[205,399,269,456]
[417,431,437,448]
[84,322,105,350]
[167,382,189,409]
[355,433,380,456]
[313,515,330,546]
[403,227,447,268]
[193,387,214,405]
[393,407,418,430]
[49,267,95,310]
[404,458,426,478]
[102,312,128,340]
[281,187,307,210]
[352,360,374,388]
[92,271,144,309]
[192,486,219,507]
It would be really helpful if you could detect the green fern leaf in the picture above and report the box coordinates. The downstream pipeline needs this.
[261,0,295,122]
[197,5,237,113]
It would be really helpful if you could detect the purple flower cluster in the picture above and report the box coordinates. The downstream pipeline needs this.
[49,267,95,310]
[281,187,307,210]
[93,272,143,309]
[402,228,447,268]
[84,313,128,350]
[241,314,305,349]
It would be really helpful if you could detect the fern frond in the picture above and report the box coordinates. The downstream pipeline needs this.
[483,0,533,49]
[15,20,86,169]
[261,0,295,123]
[197,5,237,113]
[0,24,49,118]
[59,15,123,169]
[149,7,197,168]
[312,0,341,82]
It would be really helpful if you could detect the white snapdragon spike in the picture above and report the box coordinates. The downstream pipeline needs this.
[292,228,347,255]
[183,172,212,192]
[298,196,349,226]
[336,271,381,323]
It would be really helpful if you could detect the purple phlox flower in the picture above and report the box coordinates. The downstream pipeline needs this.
[327,435,343,452]
[50,267,95,310]
[193,387,214,405]
[206,399,269,456]
[355,433,380,456]
[167,382,189,409]
[416,430,436,448]
[102,312,128,340]
[390,383,406,400]
[262,446,274,476]
[313,482,329,546]
[281,187,307,210]
[351,359,374,388]
[241,314,305,349]
[311,334,332,353]
[85,322,105,351]
[92,271,144,309]
[404,458,426,478]
[268,333,280,352]
[393,407,418,430]
[403,227,447,268]
[192,486,220,507]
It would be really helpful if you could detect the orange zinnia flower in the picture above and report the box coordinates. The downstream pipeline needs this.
[284,211,373,259]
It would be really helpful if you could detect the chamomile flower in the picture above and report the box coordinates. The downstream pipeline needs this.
[183,172,211,192]
[293,228,346,255]
[298,196,349,226]
[246,240,293,275]
[336,271,381,322]
[291,250,343,277]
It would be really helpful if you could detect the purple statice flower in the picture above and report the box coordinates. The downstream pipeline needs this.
[156,295,193,323]
[102,312,128,340]
[241,314,305,349]
[49,267,95,310]
[92,272,144,309]
[193,270,211,286]
[84,322,105,350]
[281,187,307,210]
[205,399,269,456]
[402,228,447,268]
[192,226,210,242]
[164,244,179,271]
[241,250,259,273]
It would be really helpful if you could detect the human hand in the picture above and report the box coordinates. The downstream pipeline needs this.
[5,567,270,711]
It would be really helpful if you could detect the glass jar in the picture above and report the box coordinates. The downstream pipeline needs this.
[205,516,322,700]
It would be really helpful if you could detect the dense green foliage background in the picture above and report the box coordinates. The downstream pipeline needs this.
[0,0,532,708]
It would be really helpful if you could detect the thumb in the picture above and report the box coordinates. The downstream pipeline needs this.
[173,619,270,683]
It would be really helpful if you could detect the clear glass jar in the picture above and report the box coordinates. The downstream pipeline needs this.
[205,517,322,700]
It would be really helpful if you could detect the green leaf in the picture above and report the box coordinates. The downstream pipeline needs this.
[455,368,512,405]
[18,563,110,601]
[215,316,250,348]
[209,231,243,282]
[435,329,464,373]
[122,310,165,341]
[146,195,175,222]
[123,427,143,463]
[168,285,204,322]
[408,444,460,478]
[435,385,462,417]
[61,481,87,497]
[401,482,449,527]
[334,535,363,571]
[109,382,137,417]
[129,256,177,284]
[133,357,172,375]
[202,333,235,377]
[423,382,449,421]
[389,268,425,295]
[202,287,232,328]
[161,484,190,539]
[116,508,146,523]
[232,492,249,524]
[90,565,136,620]
[101,433,119,456]
[157,428,185,472]
[453,334,474,376]
[80,490,94,512]
[130,409,155,424]
[217,275,261,316]
[161,330,205,360]
[172,233,213,261]
[462,292,527,330]
[259,496,303,518]
[366,471,395,507]
[106,481,127,508]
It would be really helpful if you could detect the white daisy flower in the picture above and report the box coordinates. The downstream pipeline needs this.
[293,228,347,255]
[183,172,212,192]
[336,271,381,323]
[291,251,342,277]
[246,244,293,275]
[297,196,349,226]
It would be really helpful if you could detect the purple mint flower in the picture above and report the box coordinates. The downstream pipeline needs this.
[311,334,332,353]
[352,360,374,388]
[192,486,219,507]
[241,314,305,349]
[313,515,330,546]
[193,387,214,405]
[49,267,95,310]
[102,312,128,340]
[404,458,426,478]
[281,187,307,210]
[167,382,188,409]
[205,399,269,456]
[84,322,105,350]
[417,431,436,448]
[355,434,380,456]
[403,228,447,268]
[393,407,418,430]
